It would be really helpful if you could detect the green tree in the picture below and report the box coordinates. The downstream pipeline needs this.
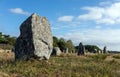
[2,35,10,44]
[66,40,75,53]
[0,33,8,44]
[58,38,66,51]
[84,45,101,53]
[53,36,59,47]
[3,35,10,39]
[0,38,7,44]
[7,37,16,46]
[0,32,2,38]
[0,33,16,46]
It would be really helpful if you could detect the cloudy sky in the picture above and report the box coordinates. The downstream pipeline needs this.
[0,0,120,51]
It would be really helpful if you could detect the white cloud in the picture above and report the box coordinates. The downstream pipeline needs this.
[9,8,30,15]
[78,7,104,20]
[95,26,101,29]
[58,29,120,51]
[54,1,120,51]
[78,2,120,25]
[58,16,74,22]
[97,18,115,25]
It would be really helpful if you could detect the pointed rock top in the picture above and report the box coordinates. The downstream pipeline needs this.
[32,13,38,16]
[31,13,40,17]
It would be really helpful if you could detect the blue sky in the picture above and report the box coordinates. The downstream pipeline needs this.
[1,0,120,51]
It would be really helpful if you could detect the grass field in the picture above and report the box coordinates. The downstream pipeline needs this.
[0,52,120,77]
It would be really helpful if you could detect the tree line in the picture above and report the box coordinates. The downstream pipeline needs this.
[0,32,16,46]
[53,36,101,53]
[53,36,75,53]
[0,32,101,53]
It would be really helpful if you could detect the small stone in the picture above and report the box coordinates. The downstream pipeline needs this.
[52,47,62,56]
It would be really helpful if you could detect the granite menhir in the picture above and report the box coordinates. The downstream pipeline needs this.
[15,13,53,60]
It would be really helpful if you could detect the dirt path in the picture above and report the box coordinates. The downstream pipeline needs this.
[105,55,114,61]
[105,54,120,64]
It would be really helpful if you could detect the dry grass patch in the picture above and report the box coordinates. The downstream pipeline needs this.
[0,53,119,77]
[0,50,14,61]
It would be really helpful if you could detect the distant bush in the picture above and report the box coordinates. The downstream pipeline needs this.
[53,36,75,53]
[75,45,101,53]
[84,45,101,53]
[0,38,8,44]
[0,32,16,46]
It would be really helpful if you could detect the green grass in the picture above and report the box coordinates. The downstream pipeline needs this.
[0,54,120,77]
[113,55,120,59]
[87,54,108,62]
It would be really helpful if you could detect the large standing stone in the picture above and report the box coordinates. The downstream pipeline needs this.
[77,42,85,55]
[15,13,53,60]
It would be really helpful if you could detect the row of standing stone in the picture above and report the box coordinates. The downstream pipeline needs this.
[77,42,107,55]
[14,13,108,60]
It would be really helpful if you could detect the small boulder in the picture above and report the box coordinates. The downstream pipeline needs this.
[52,47,62,56]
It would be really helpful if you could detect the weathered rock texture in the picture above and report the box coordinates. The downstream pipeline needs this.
[77,42,85,55]
[15,13,53,60]
[52,47,61,56]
